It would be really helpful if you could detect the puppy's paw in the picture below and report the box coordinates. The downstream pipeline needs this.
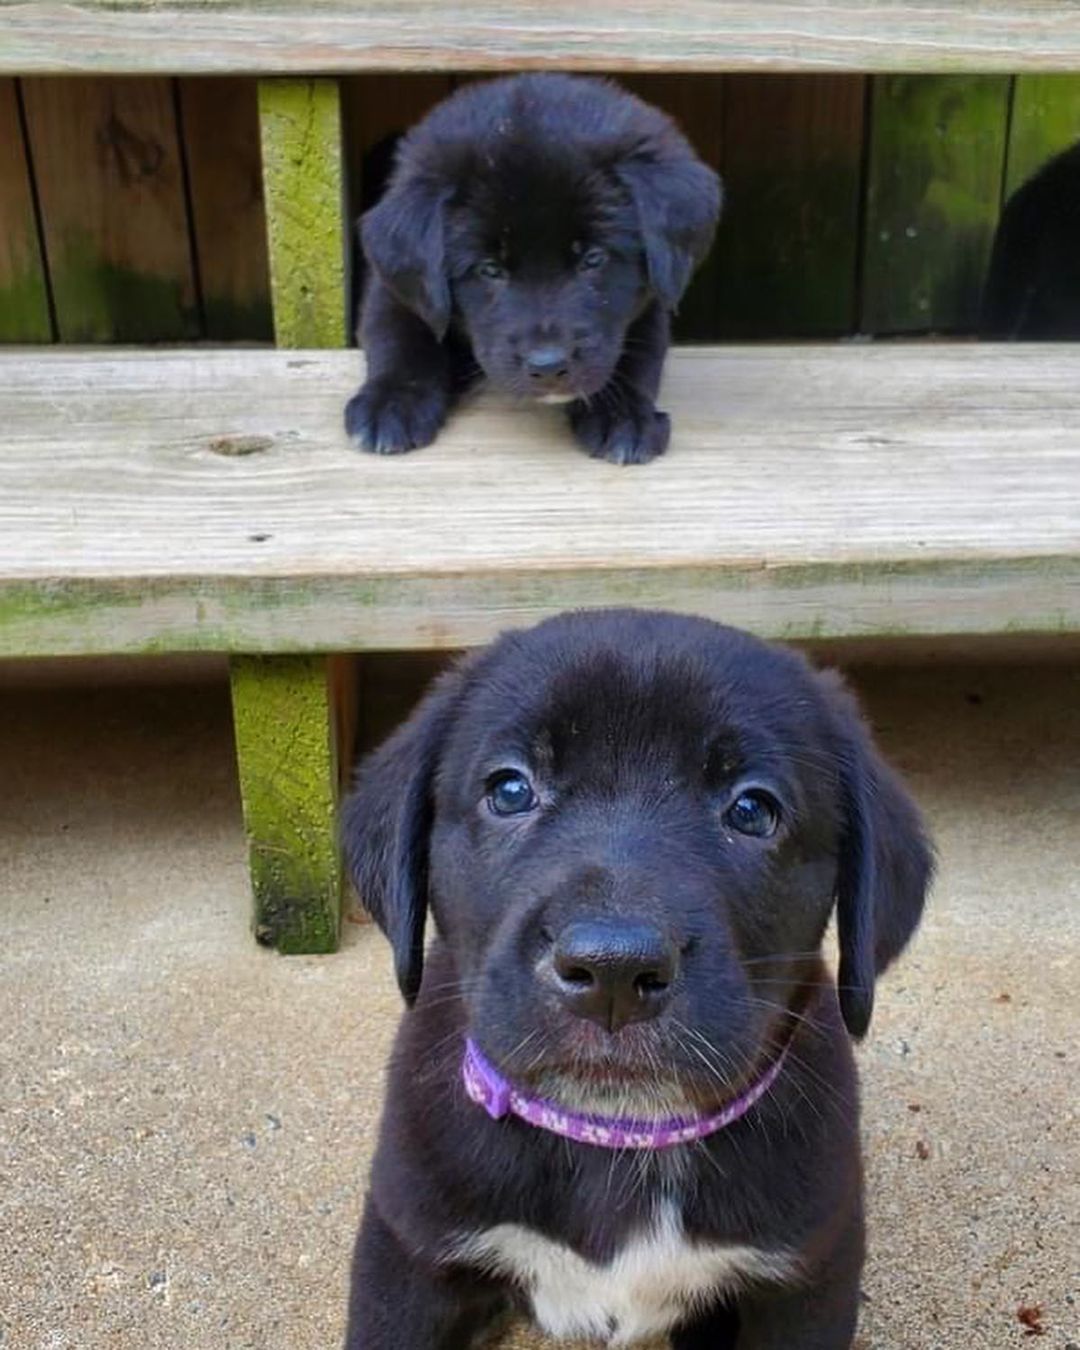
[569,399,671,466]
[345,378,449,454]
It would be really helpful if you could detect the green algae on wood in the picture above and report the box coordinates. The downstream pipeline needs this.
[230,654,356,954]
[1004,74,1080,196]
[861,75,1011,333]
[258,78,346,348]
[228,81,348,953]
[4,552,1080,660]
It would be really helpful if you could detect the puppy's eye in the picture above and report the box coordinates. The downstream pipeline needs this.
[476,258,507,280]
[486,770,537,817]
[578,246,608,271]
[724,789,781,838]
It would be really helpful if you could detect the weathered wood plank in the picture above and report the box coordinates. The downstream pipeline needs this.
[1004,73,1080,196]
[5,2,1080,75]
[1,345,1077,656]
[20,76,199,342]
[0,78,52,343]
[179,77,273,341]
[258,78,345,347]
[714,74,865,337]
[861,75,1011,334]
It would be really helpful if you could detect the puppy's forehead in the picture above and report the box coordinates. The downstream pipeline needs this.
[452,149,617,250]
[463,616,825,773]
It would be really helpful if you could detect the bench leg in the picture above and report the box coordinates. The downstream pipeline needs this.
[234,80,350,950]
[229,654,357,954]
[258,77,346,348]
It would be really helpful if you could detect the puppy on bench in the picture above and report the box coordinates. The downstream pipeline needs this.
[345,74,721,465]
[343,609,932,1349]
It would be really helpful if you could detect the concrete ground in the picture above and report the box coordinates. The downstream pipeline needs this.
[0,653,1077,1350]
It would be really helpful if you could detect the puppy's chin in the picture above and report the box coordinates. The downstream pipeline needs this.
[533,1069,696,1122]
[535,392,577,405]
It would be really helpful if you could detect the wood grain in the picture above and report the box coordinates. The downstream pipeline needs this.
[230,653,347,952]
[714,74,865,337]
[5,2,1080,75]
[20,75,199,342]
[1,345,1077,655]
[258,78,346,347]
[243,83,350,955]
[179,76,273,341]
[0,77,52,342]
[861,75,1011,335]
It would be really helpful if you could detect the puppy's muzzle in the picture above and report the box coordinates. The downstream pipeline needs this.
[524,344,574,400]
[550,919,678,1032]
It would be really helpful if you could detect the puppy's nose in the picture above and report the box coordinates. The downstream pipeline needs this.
[551,920,677,1032]
[525,346,570,382]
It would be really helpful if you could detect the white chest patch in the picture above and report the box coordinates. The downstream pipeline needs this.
[453,1203,798,1346]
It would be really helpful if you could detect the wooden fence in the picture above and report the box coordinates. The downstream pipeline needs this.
[2,72,1079,346]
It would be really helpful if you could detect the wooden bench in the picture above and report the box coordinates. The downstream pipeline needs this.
[2,1,1079,953]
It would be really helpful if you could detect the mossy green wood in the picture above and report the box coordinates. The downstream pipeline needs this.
[0,79,52,343]
[231,78,349,952]
[230,655,352,953]
[257,78,346,348]
[1004,75,1080,196]
[861,75,1011,334]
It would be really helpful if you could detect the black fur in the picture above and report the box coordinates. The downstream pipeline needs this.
[345,75,721,464]
[342,610,933,1349]
[980,139,1080,339]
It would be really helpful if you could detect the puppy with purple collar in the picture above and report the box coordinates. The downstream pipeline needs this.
[343,610,932,1348]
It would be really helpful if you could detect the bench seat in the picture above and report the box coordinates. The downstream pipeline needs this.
[5,1,1080,74]
[3,343,1079,659]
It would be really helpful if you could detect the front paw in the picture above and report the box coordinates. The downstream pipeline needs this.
[345,377,449,454]
[569,397,671,466]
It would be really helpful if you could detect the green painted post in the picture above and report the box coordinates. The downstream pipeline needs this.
[230,78,350,953]
[861,75,1011,334]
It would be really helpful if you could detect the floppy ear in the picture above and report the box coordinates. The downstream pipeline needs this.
[821,673,934,1039]
[616,152,722,311]
[360,174,452,339]
[341,666,463,1004]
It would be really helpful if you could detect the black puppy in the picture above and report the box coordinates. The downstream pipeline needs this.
[981,139,1080,339]
[342,610,932,1349]
[345,75,721,465]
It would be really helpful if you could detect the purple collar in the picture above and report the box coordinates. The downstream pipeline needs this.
[462,1037,787,1151]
